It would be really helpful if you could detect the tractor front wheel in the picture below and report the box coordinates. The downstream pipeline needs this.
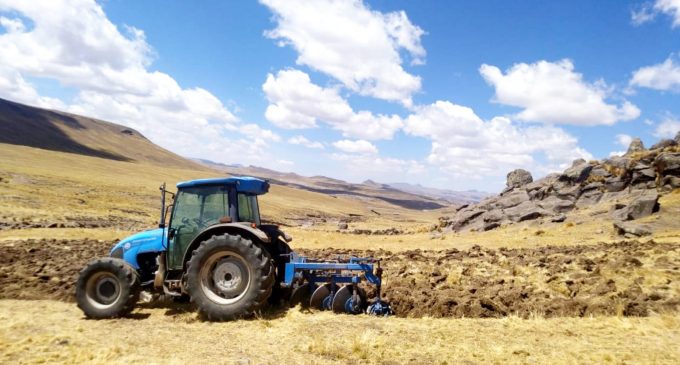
[185,234,273,321]
[75,258,140,319]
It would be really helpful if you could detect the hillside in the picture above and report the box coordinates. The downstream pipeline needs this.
[0,97,203,170]
[193,158,452,210]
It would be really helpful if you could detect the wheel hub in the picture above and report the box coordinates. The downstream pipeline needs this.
[200,252,251,305]
[85,272,121,309]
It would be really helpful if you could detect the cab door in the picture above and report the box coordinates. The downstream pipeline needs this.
[167,185,230,269]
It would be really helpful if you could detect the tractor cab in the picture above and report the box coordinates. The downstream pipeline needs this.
[165,177,270,271]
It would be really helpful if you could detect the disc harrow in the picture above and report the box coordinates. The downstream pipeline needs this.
[282,253,392,316]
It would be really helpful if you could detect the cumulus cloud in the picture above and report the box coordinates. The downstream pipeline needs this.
[0,0,279,166]
[288,135,324,149]
[262,69,403,140]
[330,153,425,180]
[632,0,680,27]
[404,100,593,178]
[615,134,633,148]
[653,117,680,138]
[332,139,378,154]
[480,59,640,126]
[630,55,680,92]
[261,0,424,106]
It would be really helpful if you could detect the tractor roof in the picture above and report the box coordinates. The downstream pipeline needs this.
[176,176,269,195]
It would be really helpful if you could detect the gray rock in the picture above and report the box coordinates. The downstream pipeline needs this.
[506,169,533,189]
[589,166,611,178]
[572,158,587,167]
[482,209,504,223]
[539,196,575,213]
[560,161,593,184]
[650,139,677,150]
[337,222,348,230]
[483,222,501,231]
[613,221,652,237]
[494,190,530,209]
[576,189,603,208]
[626,138,645,154]
[449,209,485,230]
[554,184,582,201]
[626,191,659,220]
[661,176,680,189]
[551,214,567,223]
[604,176,627,192]
[504,201,549,222]
[653,152,680,175]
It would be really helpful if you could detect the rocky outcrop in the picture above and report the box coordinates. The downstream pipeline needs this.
[437,135,679,233]
[506,169,533,189]
[626,138,645,154]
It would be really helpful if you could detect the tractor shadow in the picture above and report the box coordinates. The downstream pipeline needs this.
[136,296,295,321]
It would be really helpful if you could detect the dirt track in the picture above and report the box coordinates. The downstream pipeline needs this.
[1,239,679,318]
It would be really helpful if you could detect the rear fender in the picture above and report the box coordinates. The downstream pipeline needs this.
[180,223,270,268]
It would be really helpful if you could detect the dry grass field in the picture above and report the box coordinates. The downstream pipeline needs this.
[2,143,680,364]
[1,300,679,365]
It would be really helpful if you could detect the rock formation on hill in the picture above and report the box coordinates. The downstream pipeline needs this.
[437,135,680,235]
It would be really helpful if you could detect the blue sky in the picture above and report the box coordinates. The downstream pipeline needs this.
[1,0,679,192]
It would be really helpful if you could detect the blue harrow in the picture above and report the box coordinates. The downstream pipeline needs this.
[282,253,393,316]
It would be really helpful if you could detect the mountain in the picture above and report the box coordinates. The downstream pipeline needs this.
[387,182,492,204]
[193,159,451,210]
[0,97,203,170]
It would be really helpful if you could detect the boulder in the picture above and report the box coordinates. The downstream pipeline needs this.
[538,196,575,213]
[551,214,567,223]
[604,176,627,192]
[494,190,530,209]
[575,189,603,208]
[661,176,680,189]
[650,139,677,150]
[554,184,582,201]
[613,221,651,237]
[653,152,680,175]
[504,201,549,222]
[626,138,645,155]
[482,222,501,231]
[589,166,611,178]
[560,161,593,183]
[626,191,659,220]
[506,169,533,189]
[449,209,485,230]
[337,222,348,230]
[482,209,504,223]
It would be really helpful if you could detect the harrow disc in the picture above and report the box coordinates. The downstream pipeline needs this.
[331,285,367,314]
[289,282,310,308]
[309,283,338,310]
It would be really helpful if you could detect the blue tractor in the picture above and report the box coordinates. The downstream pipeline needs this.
[75,177,391,320]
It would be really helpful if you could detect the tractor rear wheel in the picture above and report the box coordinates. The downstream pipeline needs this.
[75,258,140,319]
[185,234,273,321]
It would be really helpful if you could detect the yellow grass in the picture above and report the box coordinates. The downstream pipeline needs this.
[0,300,678,365]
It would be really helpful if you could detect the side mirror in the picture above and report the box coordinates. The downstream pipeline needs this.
[168,227,176,239]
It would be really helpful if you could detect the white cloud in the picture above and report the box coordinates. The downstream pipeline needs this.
[276,159,294,166]
[330,153,425,179]
[261,0,424,106]
[404,100,593,179]
[480,59,640,126]
[332,139,378,154]
[262,69,403,140]
[632,0,680,27]
[630,55,680,92]
[653,117,680,138]
[288,135,324,149]
[0,0,279,166]
[616,134,633,148]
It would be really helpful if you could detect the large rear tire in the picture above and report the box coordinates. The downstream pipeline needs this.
[185,234,273,321]
[75,258,140,319]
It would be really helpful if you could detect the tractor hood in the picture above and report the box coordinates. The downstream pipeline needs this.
[110,228,166,269]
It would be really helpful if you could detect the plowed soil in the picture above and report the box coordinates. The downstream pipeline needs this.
[2,239,679,318]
